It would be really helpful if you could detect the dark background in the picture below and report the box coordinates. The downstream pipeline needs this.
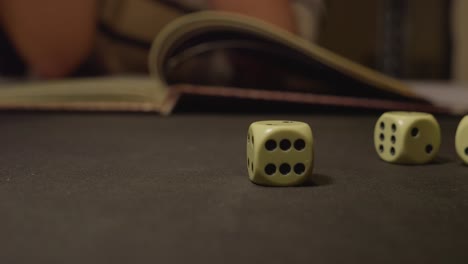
[0,113,467,263]
[0,0,453,80]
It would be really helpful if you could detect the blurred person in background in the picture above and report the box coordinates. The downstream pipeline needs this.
[0,0,323,79]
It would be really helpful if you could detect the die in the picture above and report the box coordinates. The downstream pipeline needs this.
[455,115,468,164]
[374,112,441,164]
[246,120,314,186]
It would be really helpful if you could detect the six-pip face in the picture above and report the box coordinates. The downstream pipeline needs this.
[247,121,314,186]
[374,112,441,165]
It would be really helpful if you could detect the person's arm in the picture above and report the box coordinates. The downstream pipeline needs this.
[0,0,97,78]
[209,0,297,33]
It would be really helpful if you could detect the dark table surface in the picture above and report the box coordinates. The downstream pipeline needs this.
[0,113,467,264]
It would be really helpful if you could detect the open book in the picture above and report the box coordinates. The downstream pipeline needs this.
[0,11,465,115]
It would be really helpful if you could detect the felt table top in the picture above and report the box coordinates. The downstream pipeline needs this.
[0,113,467,263]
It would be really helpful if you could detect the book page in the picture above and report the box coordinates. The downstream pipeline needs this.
[408,81,468,114]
